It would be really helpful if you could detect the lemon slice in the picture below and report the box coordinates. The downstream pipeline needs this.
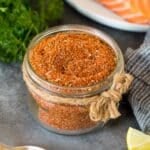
[127,127,150,150]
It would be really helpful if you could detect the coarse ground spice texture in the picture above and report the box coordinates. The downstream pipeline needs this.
[29,32,116,87]
[31,92,96,130]
[28,31,117,132]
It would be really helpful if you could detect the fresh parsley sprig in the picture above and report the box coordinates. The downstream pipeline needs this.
[0,0,64,63]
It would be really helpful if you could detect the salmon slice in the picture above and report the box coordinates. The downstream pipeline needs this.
[130,0,150,19]
[97,0,150,24]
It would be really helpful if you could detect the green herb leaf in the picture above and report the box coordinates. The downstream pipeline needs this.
[0,0,64,63]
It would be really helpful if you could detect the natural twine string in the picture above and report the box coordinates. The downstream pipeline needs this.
[89,73,134,122]
[23,63,133,122]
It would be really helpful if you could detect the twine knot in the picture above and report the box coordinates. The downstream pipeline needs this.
[89,73,134,122]
[111,73,134,93]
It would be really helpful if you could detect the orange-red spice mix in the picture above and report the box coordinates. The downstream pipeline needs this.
[31,92,96,130]
[29,31,117,131]
[29,32,116,87]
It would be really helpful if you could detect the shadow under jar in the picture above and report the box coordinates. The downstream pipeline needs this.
[22,25,124,135]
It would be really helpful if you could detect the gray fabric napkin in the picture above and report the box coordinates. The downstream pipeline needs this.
[125,30,150,133]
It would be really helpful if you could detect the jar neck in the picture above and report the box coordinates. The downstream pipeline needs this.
[23,25,124,98]
[24,56,123,98]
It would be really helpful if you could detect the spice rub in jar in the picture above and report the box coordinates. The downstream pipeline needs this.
[29,32,117,87]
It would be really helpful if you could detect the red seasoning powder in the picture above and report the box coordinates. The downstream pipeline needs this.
[29,32,116,87]
[28,32,117,131]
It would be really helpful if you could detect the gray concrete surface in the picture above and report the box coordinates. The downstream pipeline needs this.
[0,2,145,150]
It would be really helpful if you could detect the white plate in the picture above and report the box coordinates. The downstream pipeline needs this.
[66,0,150,32]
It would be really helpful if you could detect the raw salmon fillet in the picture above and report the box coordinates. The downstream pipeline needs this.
[97,0,150,24]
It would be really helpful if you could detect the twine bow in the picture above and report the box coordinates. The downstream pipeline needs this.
[89,73,134,122]
[23,61,133,122]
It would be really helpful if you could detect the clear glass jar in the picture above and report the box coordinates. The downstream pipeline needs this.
[22,25,124,135]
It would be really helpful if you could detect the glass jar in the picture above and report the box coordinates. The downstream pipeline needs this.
[22,25,124,135]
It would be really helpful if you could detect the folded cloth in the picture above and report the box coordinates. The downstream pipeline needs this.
[125,30,150,133]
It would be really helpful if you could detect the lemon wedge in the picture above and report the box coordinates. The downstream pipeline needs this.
[127,127,150,150]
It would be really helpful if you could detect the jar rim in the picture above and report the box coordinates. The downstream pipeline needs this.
[24,24,124,97]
